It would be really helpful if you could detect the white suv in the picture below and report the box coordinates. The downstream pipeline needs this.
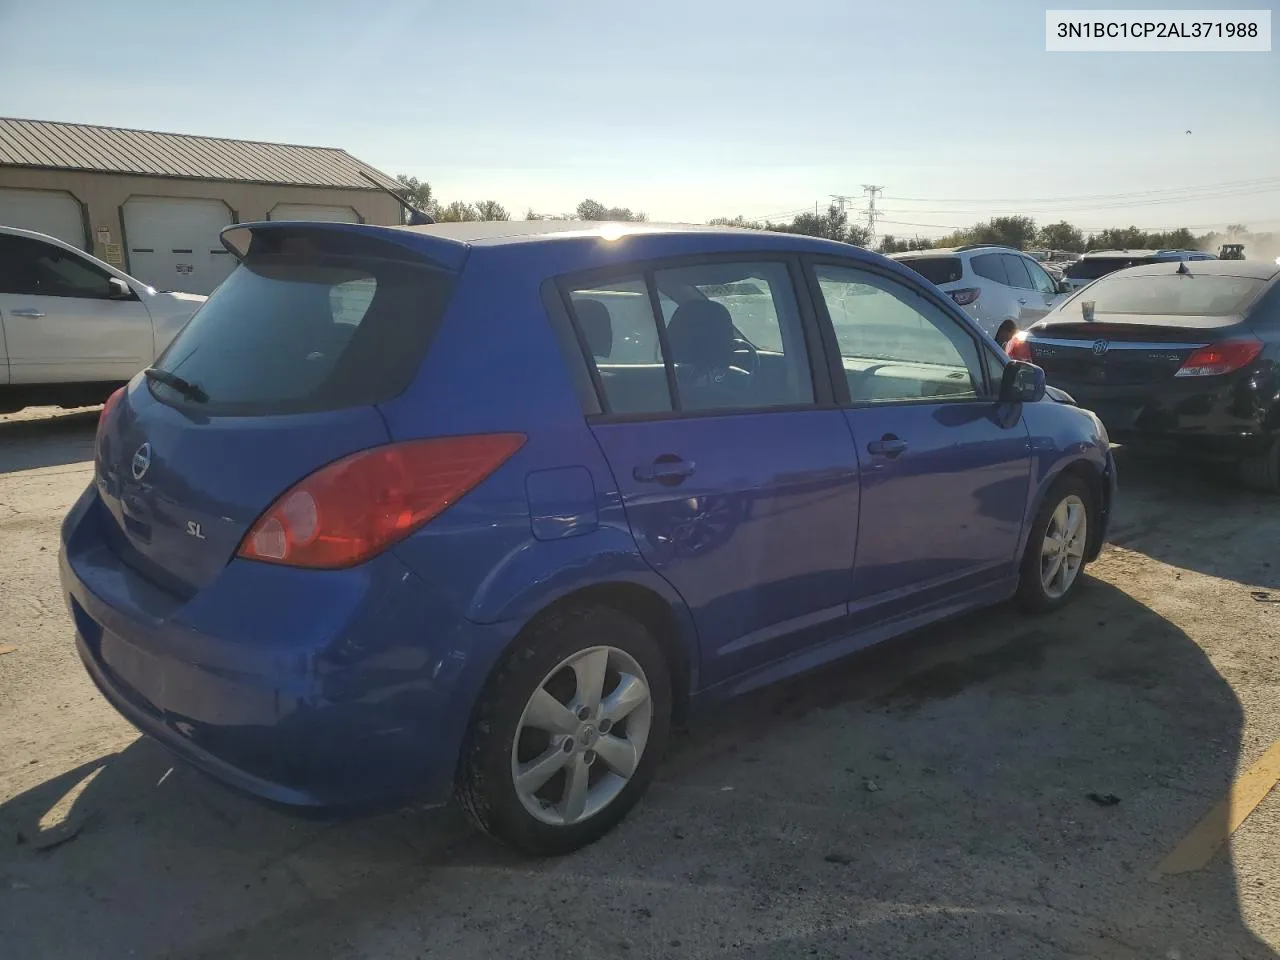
[0,225,206,412]
[889,245,1068,345]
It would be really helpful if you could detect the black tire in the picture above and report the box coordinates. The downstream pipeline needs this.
[995,320,1018,349]
[1239,439,1280,493]
[1016,474,1096,614]
[456,606,672,856]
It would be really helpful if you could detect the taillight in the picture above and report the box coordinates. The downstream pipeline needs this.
[1006,332,1033,360]
[1173,339,1263,378]
[237,433,526,569]
[948,288,980,306]
[97,386,126,446]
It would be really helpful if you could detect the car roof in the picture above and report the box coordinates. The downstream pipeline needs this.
[1105,258,1280,280]
[244,218,906,262]
[391,220,781,247]
[1079,248,1211,258]
[888,247,958,258]
[889,244,1025,258]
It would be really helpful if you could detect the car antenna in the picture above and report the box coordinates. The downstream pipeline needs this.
[1176,260,1190,275]
[358,170,435,225]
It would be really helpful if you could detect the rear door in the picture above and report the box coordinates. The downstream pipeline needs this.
[566,258,861,686]
[94,226,459,598]
[0,233,152,383]
[1000,253,1040,327]
[809,259,1031,623]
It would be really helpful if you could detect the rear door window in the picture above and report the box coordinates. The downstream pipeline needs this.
[1001,254,1034,290]
[970,254,1007,285]
[568,277,673,414]
[566,260,815,415]
[149,230,456,415]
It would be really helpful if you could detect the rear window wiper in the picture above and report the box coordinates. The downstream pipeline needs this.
[144,367,208,403]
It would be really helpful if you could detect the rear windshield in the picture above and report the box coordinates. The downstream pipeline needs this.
[1065,256,1159,281]
[1078,274,1266,317]
[896,256,963,286]
[149,231,456,415]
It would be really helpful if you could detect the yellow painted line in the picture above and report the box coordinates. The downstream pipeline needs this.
[1153,738,1280,878]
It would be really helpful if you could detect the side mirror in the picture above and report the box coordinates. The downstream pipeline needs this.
[1056,279,1072,294]
[1000,359,1046,404]
[108,277,134,300]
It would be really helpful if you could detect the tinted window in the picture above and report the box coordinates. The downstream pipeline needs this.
[970,253,1007,285]
[569,277,672,414]
[1080,274,1267,317]
[150,234,455,416]
[1025,259,1057,295]
[655,261,813,412]
[815,263,982,402]
[0,235,114,299]
[896,256,963,285]
[1001,254,1034,290]
[1065,256,1158,281]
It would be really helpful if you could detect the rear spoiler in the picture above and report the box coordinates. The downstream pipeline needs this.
[219,222,469,273]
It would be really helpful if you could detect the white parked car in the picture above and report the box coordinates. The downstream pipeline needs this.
[0,225,205,413]
[889,245,1069,346]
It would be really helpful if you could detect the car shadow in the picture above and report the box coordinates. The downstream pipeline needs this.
[0,577,1271,958]
[0,409,100,473]
[1106,446,1280,593]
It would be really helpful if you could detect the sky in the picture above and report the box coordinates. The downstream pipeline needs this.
[0,0,1276,237]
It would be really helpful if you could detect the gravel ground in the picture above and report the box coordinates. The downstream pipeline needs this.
[1,407,1278,960]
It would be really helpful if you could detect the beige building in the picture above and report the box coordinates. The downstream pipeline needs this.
[0,117,403,295]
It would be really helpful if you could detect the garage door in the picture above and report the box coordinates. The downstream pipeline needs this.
[122,196,235,296]
[268,203,361,223]
[0,188,86,249]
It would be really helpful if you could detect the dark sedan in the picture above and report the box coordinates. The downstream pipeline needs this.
[1007,259,1280,490]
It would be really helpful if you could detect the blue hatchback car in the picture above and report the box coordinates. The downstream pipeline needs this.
[60,220,1114,854]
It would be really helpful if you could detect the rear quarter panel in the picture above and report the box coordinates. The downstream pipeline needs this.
[376,242,703,686]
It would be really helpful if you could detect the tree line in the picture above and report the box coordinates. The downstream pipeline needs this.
[397,176,1271,255]
[396,175,646,224]
[711,206,1274,257]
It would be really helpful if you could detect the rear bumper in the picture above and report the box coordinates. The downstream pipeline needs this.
[59,486,511,811]
[1053,377,1273,457]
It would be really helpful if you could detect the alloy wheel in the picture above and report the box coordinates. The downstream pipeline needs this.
[510,645,653,827]
[1040,493,1088,599]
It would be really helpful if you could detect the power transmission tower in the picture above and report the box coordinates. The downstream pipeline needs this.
[859,185,884,250]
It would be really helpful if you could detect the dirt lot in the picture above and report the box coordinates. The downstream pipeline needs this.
[1,407,1278,960]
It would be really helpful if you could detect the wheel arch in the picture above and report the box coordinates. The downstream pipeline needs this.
[514,581,696,726]
[1038,456,1110,562]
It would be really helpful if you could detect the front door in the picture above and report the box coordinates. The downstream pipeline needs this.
[810,260,1031,624]
[0,233,153,383]
[567,261,861,686]
[1022,256,1065,322]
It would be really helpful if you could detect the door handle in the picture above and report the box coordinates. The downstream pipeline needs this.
[1017,298,1028,305]
[9,308,45,318]
[634,456,696,485]
[866,435,907,458]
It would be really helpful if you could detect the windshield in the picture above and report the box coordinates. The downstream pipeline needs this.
[1076,274,1266,316]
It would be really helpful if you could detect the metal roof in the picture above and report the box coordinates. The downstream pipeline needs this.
[0,117,400,191]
